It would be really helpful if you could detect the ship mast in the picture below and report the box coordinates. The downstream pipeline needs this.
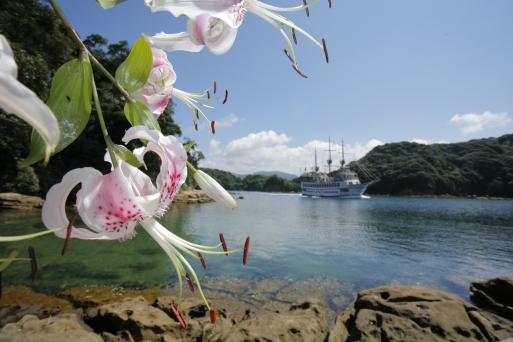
[327,137,333,174]
[340,138,345,168]
[314,147,319,172]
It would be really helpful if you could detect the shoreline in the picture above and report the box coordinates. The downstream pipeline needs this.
[1,277,511,341]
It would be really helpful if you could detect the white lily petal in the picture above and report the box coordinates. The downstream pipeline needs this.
[42,167,122,240]
[0,35,59,163]
[144,32,204,53]
[0,73,60,164]
[188,15,238,55]
[0,35,17,77]
[145,0,245,28]
[193,169,237,208]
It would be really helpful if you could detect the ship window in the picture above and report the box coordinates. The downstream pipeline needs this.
[342,188,349,192]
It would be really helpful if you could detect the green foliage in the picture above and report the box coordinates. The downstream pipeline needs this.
[0,0,182,195]
[115,37,152,94]
[353,134,513,197]
[22,57,93,166]
[124,100,160,131]
[111,144,143,168]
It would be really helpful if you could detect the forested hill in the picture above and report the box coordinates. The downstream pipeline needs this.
[354,134,513,197]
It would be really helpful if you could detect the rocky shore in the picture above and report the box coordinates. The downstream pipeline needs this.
[0,277,512,341]
[0,189,212,211]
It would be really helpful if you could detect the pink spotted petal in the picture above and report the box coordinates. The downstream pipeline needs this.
[76,168,149,236]
[122,126,187,216]
[42,168,125,241]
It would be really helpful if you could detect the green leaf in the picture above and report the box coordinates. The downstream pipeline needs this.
[112,144,144,168]
[21,58,93,167]
[96,0,127,9]
[115,38,152,94]
[124,100,161,131]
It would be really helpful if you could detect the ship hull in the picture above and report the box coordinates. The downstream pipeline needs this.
[301,182,370,199]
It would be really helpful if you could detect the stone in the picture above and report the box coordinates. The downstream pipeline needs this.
[210,299,329,341]
[173,189,213,204]
[0,193,43,210]
[84,296,176,341]
[328,285,513,342]
[0,313,102,342]
[0,304,60,328]
[471,277,513,320]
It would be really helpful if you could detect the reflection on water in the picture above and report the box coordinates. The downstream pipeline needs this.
[1,193,512,299]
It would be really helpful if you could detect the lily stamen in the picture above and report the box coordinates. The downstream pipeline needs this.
[170,303,187,329]
[292,28,298,45]
[210,120,216,134]
[198,252,207,269]
[303,0,310,16]
[322,38,329,64]
[210,309,217,324]
[222,90,228,104]
[243,237,250,265]
[292,65,308,79]
[185,272,195,293]
[219,233,228,254]
[213,80,217,94]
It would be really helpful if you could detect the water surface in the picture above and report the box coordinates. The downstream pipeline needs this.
[1,193,512,300]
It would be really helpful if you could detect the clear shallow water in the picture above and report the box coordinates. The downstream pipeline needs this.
[1,193,512,299]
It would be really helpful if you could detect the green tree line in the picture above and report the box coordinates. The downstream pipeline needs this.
[200,168,301,193]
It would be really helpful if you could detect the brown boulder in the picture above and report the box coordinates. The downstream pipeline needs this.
[173,189,213,204]
[471,277,513,321]
[0,313,102,342]
[0,192,43,210]
[328,285,513,342]
[84,296,176,341]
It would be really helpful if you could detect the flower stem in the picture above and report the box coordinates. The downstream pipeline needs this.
[91,74,119,168]
[48,0,133,102]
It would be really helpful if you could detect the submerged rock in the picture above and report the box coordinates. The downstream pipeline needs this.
[470,277,513,321]
[328,285,513,342]
[0,314,102,342]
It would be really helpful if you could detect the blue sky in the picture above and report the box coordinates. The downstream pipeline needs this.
[61,0,513,174]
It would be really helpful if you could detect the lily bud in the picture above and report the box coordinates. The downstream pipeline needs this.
[193,170,237,209]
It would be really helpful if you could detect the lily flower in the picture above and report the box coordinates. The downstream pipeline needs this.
[137,47,220,130]
[41,126,237,309]
[0,34,59,163]
[144,0,328,75]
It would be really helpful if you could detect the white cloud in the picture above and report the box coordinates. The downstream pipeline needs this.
[450,111,511,134]
[200,130,383,175]
[209,138,221,154]
[216,113,239,128]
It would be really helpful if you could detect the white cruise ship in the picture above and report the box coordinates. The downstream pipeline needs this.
[300,139,373,199]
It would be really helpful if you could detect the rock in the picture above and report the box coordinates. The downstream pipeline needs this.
[173,189,213,204]
[0,304,60,328]
[84,296,176,341]
[0,313,102,342]
[471,277,513,320]
[328,285,513,342]
[210,299,329,341]
[0,193,43,210]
